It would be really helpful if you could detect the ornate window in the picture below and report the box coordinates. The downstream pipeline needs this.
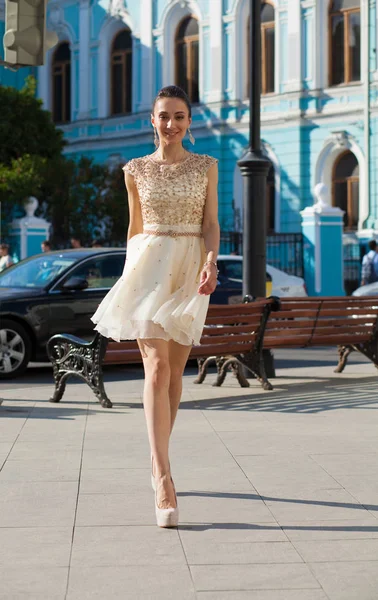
[175,16,199,103]
[329,0,360,86]
[247,2,275,96]
[52,42,71,123]
[332,151,359,229]
[111,28,132,115]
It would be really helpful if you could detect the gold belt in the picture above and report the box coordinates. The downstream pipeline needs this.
[143,229,202,238]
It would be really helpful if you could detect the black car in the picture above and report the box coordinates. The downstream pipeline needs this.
[0,248,126,378]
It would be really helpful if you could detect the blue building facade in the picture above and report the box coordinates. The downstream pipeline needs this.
[1,0,377,243]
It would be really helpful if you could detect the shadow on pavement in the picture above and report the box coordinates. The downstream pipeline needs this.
[179,521,378,532]
[177,490,378,514]
[179,375,378,414]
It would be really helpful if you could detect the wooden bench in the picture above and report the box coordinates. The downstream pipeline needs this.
[195,296,378,385]
[46,297,280,408]
[263,296,378,368]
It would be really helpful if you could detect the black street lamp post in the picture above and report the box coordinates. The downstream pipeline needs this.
[237,0,270,299]
[237,0,274,376]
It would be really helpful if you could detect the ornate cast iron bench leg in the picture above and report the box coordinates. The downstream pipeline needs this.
[334,345,353,373]
[214,356,250,387]
[46,332,113,408]
[49,370,68,404]
[231,360,250,387]
[194,356,216,384]
[213,357,227,386]
[196,355,250,387]
[237,351,273,391]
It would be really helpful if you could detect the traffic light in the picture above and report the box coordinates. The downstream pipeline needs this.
[3,0,58,67]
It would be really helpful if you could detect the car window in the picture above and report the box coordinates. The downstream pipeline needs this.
[219,260,272,283]
[0,255,77,288]
[68,255,125,289]
[222,261,243,280]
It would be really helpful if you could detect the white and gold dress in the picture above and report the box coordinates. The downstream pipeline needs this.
[90,152,217,346]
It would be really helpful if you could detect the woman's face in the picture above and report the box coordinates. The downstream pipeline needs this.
[151,97,191,147]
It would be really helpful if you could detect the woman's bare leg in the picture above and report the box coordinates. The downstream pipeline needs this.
[138,338,176,509]
[168,340,192,434]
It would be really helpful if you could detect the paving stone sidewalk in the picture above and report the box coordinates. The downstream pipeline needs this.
[0,354,377,600]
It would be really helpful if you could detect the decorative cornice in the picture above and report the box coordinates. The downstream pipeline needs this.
[107,0,130,21]
[47,2,64,28]
[330,130,349,149]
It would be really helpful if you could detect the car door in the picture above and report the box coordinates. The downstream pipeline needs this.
[211,259,243,304]
[48,253,125,340]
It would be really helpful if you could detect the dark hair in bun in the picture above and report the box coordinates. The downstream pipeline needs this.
[152,85,192,117]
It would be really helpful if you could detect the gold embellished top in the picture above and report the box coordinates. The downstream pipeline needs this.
[123,153,218,228]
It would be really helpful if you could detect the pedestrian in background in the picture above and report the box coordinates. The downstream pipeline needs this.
[41,240,52,252]
[0,243,14,272]
[70,236,82,249]
[361,240,378,286]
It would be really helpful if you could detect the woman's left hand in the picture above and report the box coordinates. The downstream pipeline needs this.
[198,263,218,295]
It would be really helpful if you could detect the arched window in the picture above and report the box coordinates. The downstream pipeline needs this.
[111,29,132,115]
[266,164,275,232]
[175,16,199,103]
[329,0,360,86]
[247,2,275,97]
[52,42,71,123]
[332,151,359,229]
[261,2,275,94]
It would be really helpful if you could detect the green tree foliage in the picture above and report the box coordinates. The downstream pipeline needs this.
[40,156,129,248]
[0,154,48,236]
[0,75,65,165]
[0,77,129,247]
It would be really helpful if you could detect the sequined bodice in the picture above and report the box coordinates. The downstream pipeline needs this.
[123,153,217,226]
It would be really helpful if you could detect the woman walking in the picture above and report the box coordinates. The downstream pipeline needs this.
[91,85,219,527]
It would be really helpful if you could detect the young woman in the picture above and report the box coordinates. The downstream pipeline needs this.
[91,85,219,527]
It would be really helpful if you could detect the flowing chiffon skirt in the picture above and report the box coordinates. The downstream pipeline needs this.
[90,224,210,346]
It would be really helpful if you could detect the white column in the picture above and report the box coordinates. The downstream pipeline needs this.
[314,0,326,88]
[78,0,91,120]
[208,0,223,103]
[285,0,302,92]
[138,0,153,111]
[301,184,345,296]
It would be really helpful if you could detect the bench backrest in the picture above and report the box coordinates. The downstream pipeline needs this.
[190,298,274,358]
[103,298,275,365]
[263,296,378,349]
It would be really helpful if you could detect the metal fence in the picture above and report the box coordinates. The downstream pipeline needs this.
[220,231,304,278]
[343,241,363,296]
[219,231,366,293]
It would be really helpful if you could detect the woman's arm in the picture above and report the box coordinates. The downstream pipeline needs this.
[124,171,143,242]
[198,162,220,296]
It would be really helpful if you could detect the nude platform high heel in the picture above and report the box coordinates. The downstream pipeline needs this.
[155,477,179,528]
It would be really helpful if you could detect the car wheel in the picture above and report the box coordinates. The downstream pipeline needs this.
[0,319,32,379]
